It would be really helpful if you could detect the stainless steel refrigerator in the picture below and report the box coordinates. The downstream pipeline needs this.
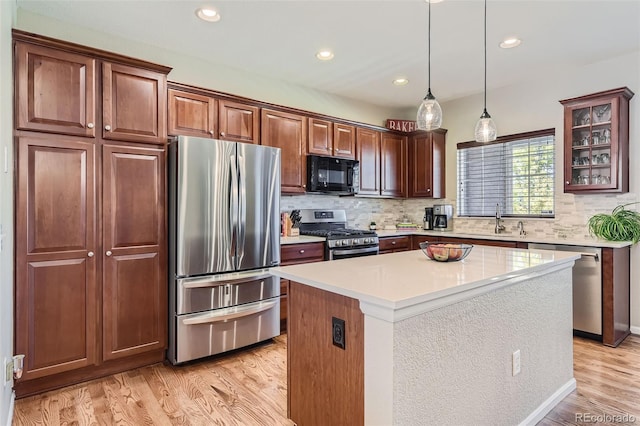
[168,136,281,364]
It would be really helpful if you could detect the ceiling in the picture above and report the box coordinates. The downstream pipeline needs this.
[16,0,640,109]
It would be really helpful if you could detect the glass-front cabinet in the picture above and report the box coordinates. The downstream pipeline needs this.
[560,87,633,193]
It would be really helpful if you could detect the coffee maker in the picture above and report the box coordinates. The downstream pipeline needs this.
[423,207,434,230]
[433,204,453,231]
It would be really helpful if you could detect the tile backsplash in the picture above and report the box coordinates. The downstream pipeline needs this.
[282,191,639,240]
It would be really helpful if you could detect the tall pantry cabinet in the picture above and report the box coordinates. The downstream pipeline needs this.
[13,30,170,397]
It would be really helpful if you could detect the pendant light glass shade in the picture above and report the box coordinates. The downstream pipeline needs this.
[417,90,443,131]
[475,0,497,142]
[474,109,497,142]
[416,0,441,131]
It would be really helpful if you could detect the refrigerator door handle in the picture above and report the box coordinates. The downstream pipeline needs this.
[237,153,246,266]
[180,272,274,289]
[182,300,278,325]
[229,153,239,265]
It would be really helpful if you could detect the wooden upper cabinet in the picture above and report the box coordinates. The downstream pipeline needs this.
[261,108,308,193]
[168,89,217,138]
[333,123,356,159]
[102,144,167,361]
[409,129,446,198]
[218,99,260,144]
[308,118,333,156]
[102,62,167,144]
[356,127,381,196]
[381,133,407,197]
[560,87,633,194]
[15,136,97,381]
[15,41,96,137]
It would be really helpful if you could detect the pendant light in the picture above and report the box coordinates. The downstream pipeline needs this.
[474,0,497,142]
[416,0,442,131]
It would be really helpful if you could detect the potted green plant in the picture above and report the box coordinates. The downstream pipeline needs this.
[587,203,640,244]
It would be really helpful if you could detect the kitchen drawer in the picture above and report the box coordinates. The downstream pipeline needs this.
[379,236,410,252]
[281,242,325,265]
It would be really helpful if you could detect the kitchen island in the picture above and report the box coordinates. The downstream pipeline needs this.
[271,246,581,426]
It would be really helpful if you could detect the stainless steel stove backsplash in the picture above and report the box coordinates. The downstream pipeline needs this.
[282,192,638,240]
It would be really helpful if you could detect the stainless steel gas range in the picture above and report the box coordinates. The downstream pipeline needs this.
[298,209,379,260]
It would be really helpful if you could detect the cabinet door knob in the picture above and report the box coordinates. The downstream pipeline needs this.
[565,181,570,185]
[87,251,94,257]
[299,249,305,254]
[427,188,431,192]
[220,131,226,137]
[209,130,214,135]
[391,241,396,245]
[106,250,112,257]
[105,125,112,131]
[87,123,94,129]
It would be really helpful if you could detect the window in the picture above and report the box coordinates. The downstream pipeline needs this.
[457,129,555,218]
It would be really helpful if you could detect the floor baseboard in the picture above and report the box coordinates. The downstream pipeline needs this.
[519,378,577,426]
[630,326,640,336]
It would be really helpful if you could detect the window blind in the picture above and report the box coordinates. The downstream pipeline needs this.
[457,129,555,218]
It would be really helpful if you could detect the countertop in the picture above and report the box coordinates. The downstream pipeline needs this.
[280,235,325,245]
[279,229,632,248]
[362,229,631,248]
[271,246,580,321]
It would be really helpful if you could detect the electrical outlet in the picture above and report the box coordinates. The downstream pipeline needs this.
[4,358,13,385]
[332,317,346,350]
[512,350,521,376]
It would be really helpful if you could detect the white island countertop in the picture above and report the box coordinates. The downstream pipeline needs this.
[271,246,580,322]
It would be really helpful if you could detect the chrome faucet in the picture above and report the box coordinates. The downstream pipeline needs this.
[495,204,505,234]
[517,221,527,236]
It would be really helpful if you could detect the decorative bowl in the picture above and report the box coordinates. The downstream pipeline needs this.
[419,242,473,262]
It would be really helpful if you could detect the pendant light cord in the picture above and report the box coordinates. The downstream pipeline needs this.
[483,0,487,110]
[428,0,432,91]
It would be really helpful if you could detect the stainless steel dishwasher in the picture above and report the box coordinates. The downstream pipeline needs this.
[529,243,602,337]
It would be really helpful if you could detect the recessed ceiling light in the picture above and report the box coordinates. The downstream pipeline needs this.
[316,49,334,61]
[500,37,521,49]
[196,7,221,22]
[393,78,409,86]
[425,0,444,3]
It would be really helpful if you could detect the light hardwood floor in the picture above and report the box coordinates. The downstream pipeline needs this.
[13,334,640,425]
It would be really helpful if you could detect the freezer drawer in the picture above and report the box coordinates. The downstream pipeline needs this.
[176,271,279,315]
[175,298,280,364]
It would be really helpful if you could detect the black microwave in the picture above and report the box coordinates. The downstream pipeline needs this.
[307,155,359,195]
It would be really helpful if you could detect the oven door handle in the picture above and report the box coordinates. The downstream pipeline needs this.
[182,300,278,325]
[331,246,379,256]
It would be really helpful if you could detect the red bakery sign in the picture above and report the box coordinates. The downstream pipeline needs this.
[386,119,417,133]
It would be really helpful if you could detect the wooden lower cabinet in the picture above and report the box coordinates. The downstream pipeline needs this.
[280,242,325,331]
[102,144,166,360]
[288,281,364,426]
[15,136,98,382]
[411,234,519,249]
[602,247,630,347]
[378,235,410,254]
[14,136,166,397]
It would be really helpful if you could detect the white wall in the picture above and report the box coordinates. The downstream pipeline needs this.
[15,9,403,127]
[0,0,16,423]
[435,50,640,330]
